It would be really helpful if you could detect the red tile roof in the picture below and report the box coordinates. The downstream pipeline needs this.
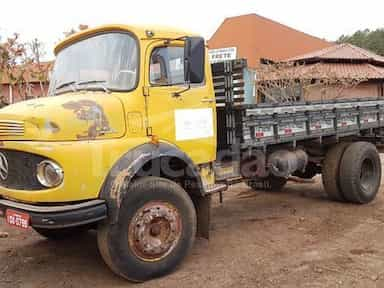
[287,43,384,64]
[208,14,333,68]
[259,63,384,81]
[301,63,384,79]
[376,66,384,74]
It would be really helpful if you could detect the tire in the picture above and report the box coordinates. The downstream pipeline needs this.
[34,225,92,240]
[97,176,197,282]
[248,175,287,192]
[322,142,350,201]
[339,142,382,204]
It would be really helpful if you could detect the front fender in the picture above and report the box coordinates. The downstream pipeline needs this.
[100,142,205,223]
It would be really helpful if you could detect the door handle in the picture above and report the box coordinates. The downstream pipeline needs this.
[201,98,215,103]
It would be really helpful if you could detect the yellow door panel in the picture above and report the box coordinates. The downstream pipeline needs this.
[145,43,216,164]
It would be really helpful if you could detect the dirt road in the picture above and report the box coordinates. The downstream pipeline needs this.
[2,176,384,288]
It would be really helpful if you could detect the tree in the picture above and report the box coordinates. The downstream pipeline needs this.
[0,33,29,101]
[28,38,48,97]
[0,33,50,103]
[337,28,384,56]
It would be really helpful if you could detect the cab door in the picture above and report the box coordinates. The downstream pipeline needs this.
[145,42,216,164]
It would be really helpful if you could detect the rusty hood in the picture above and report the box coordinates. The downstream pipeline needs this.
[0,93,126,141]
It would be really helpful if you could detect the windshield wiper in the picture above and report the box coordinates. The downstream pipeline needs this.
[55,81,77,92]
[77,80,110,93]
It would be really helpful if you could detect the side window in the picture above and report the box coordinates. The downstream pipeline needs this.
[150,46,185,86]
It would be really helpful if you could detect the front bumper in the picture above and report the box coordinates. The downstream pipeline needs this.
[0,199,107,229]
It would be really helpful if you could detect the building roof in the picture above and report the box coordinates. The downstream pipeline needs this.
[296,63,384,79]
[258,63,384,82]
[377,66,384,74]
[267,43,384,81]
[287,43,384,65]
[208,14,333,68]
[322,63,384,79]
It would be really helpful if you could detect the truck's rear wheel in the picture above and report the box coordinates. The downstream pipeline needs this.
[97,176,196,282]
[247,175,287,192]
[322,142,350,201]
[339,142,381,204]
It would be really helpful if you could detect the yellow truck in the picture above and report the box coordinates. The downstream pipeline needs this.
[0,24,383,281]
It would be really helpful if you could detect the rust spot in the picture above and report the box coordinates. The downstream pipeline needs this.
[62,100,111,140]
[110,168,131,203]
[110,153,152,208]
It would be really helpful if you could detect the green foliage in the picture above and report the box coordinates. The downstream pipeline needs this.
[337,28,384,56]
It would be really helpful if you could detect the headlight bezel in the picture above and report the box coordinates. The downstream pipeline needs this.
[36,160,64,188]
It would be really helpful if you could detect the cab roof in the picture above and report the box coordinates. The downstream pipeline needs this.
[54,24,197,55]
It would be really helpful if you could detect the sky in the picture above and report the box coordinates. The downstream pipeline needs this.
[1,0,383,60]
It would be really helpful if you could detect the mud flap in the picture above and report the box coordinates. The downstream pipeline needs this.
[194,195,211,240]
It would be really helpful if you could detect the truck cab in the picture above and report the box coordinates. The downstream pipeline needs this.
[0,24,219,281]
[0,25,216,203]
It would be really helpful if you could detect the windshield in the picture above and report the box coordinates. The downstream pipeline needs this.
[49,32,138,95]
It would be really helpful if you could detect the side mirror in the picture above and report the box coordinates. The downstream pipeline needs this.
[184,37,205,84]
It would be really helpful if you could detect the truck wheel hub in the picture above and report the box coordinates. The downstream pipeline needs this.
[128,201,182,261]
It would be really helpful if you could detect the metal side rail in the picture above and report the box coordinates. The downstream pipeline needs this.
[237,98,384,148]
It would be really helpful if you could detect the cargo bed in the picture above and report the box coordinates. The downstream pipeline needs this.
[211,59,384,150]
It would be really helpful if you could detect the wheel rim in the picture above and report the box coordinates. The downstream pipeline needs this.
[128,201,182,262]
[360,158,375,192]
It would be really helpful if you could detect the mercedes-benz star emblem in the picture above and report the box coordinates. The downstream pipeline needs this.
[0,152,9,181]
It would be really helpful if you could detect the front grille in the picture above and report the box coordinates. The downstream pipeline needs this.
[0,149,45,190]
[0,120,25,137]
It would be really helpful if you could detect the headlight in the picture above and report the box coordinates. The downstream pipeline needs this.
[36,160,64,188]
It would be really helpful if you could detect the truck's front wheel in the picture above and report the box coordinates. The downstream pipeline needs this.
[97,176,197,282]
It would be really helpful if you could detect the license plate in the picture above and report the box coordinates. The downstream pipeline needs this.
[6,209,30,229]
